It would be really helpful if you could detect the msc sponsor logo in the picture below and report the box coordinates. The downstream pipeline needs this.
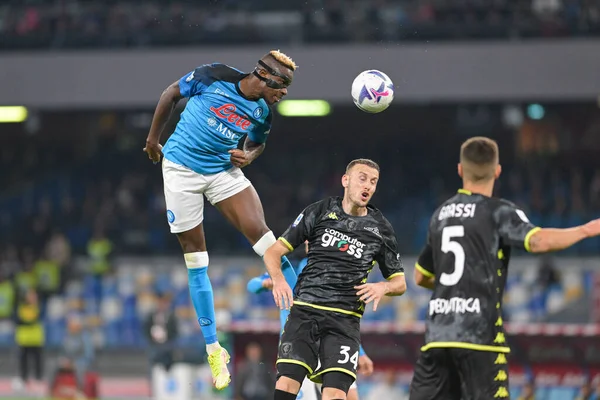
[320,228,365,259]
[429,297,481,316]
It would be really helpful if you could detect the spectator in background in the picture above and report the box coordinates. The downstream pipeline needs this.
[593,377,600,400]
[590,170,600,212]
[576,380,594,400]
[365,370,407,400]
[0,266,16,321]
[34,246,62,316]
[15,248,38,294]
[13,288,45,393]
[86,225,114,310]
[144,292,178,375]
[538,256,560,291]
[234,342,274,400]
[517,381,536,400]
[45,230,72,287]
[61,314,94,390]
[0,244,21,279]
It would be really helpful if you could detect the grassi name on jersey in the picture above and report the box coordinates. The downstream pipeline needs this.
[438,203,477,221]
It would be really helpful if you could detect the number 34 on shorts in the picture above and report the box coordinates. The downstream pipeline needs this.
[309,344,360,384]
[338,346,359,370]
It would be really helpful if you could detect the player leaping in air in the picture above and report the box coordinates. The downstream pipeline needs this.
[143,50,300,390]
[262,159,407,400]
[409,137,600,400]
[247,240,375,400]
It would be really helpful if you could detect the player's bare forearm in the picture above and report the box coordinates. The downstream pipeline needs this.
[265,240,294,310]
[147,81,182,144]
[243,137,265,163]
[263,240,291,282]
[528,226,589,253]
[414,269,435,290]
[384,274,407,296]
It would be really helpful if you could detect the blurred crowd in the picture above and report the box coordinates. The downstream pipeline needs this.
[0,0,599,50]
[2,105,600,256]
[0,248,596,398]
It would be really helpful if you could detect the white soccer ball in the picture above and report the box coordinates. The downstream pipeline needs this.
[351,70,395,113]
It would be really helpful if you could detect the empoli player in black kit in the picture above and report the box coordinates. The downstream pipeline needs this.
[410,137,600,400]
[263,159,407,400]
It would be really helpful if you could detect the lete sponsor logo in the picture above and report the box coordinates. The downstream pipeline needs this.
[209,103,251,130]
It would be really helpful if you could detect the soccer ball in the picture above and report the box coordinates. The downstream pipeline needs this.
[351,70,395,113]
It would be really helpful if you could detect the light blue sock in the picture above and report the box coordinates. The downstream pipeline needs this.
[279,256,296,336]
[281,256,298,288]
[185,252,218,345]
[279,308,290,336]
[359,345,366,356]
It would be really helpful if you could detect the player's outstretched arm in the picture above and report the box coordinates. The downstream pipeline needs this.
[527,218,600,253]
[264,240,294,310]
[143,80,184,163]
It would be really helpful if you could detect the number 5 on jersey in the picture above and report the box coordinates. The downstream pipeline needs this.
[338,345,359,370]
[440,226,465,286]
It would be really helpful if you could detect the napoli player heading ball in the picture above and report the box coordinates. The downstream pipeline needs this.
[409,137,600,400]
[143,51,300,390]
[263,159,407,400]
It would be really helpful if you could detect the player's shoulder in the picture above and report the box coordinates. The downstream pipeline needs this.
[299,197,336,220]
[191,63,246,85]
[314,196,339,213]
[256,99,274,124]
[367,204,393,229]
[493,197,520,210]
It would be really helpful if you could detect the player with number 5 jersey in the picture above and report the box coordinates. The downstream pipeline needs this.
[410,137,600,400]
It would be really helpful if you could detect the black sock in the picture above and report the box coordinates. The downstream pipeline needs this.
[274,389,297,400]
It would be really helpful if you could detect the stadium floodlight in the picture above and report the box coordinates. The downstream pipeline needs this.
[0,106,28,123]
[277,100,331,117]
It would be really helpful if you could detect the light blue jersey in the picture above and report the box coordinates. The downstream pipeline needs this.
[163,63,273,175]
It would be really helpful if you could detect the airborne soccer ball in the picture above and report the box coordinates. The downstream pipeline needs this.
[351,70,395,113]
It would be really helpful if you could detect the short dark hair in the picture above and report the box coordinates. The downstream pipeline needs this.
[346,158,380,174]
[460,137,499,182]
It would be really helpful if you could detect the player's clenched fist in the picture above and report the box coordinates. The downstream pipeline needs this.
[143,141,163,164]
[272,279,294,310]
[228,149,251,168]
